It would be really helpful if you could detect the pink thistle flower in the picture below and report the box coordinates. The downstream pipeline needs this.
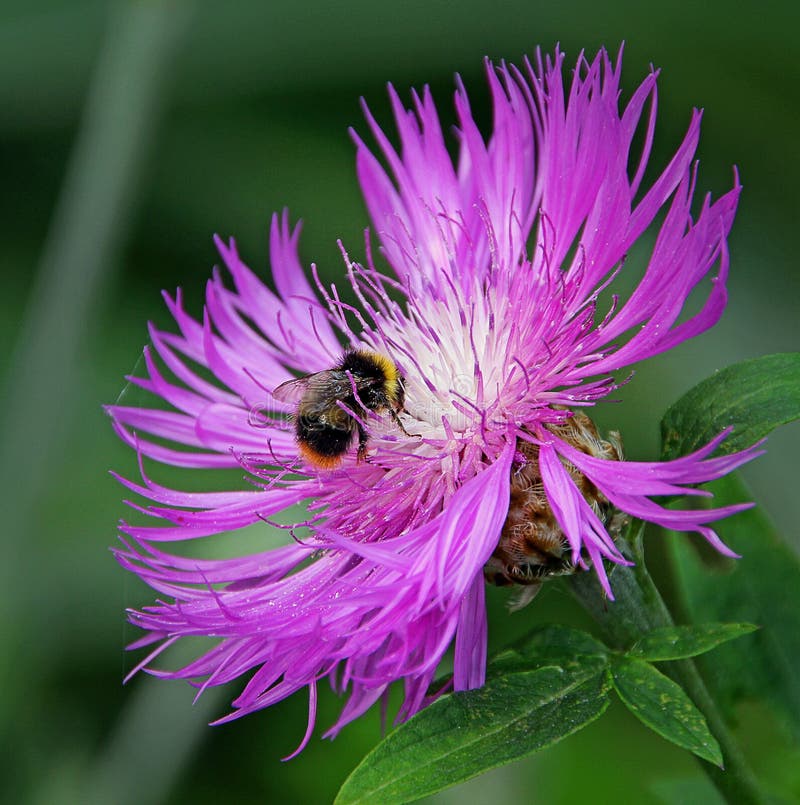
[109,45,763,752]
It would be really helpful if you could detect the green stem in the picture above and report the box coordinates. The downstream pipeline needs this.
[568,523,767,805]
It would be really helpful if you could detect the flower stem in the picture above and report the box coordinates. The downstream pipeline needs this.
[568,522,768,805]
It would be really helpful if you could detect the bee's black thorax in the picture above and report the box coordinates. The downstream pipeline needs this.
[337,350,389,380]
[337,350,405,411]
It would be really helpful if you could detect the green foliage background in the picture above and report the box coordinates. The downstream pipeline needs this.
[1,1,798,803]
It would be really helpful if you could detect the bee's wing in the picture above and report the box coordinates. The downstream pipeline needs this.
[272,375,314,404]
[272,371,340,405]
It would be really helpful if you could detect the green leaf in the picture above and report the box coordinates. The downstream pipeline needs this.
[660,352,800,459]
[627,623,759,661]
[669,472,800,740]
[611,656,723,767]
[335,664,612,805]
[490,624,608,675]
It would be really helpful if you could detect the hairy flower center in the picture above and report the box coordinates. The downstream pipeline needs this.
[484,412,624,600]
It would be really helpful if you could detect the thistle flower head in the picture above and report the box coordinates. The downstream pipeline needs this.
[109,46,762,753]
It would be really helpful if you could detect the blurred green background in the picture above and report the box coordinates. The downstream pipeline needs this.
[2,1,798,803]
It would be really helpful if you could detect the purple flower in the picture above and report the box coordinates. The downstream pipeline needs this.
[109,46,762,753]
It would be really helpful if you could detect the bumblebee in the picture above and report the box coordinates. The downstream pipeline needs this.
[273,349,410,468]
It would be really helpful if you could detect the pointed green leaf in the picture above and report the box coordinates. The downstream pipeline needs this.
[669,472,800,740]
[627,623,759,661]
[335,663,612,805]
[611,656,723,766]
[660,352,800,459]
[491,624,608,675]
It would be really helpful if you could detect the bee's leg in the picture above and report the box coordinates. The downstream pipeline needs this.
[356,423,370,462]
[389,407,420,438]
